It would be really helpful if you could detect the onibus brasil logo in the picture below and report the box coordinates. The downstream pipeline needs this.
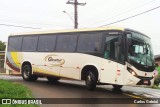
[44,54,65,66]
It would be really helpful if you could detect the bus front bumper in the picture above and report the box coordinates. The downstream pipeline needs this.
[125,72,154,87]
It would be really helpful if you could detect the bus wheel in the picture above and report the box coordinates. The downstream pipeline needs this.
[47,77,60,83]
[22,64,38,81]
[85,71,96,90]
[112,85,123,90]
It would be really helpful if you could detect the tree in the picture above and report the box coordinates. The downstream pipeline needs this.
[0,41,6,51]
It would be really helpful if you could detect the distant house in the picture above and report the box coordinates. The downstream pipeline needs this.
[155,55,160,66]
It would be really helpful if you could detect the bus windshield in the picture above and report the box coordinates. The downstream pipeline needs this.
[127,32,154,69]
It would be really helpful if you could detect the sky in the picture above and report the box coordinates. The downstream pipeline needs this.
[0,0,160,55]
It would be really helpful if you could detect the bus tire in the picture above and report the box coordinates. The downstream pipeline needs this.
[47,77,60,83]
[22,64,38,81]
[85,71,96,90]
[112,85,123,90]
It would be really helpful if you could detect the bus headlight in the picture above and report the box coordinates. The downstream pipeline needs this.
[127,67,137,76]
[131,70,136,76]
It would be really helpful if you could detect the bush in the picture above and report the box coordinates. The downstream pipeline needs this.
[154,67,160,86]
[154,71,160,86]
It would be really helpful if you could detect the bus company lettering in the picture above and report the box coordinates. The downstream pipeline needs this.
[45,54,65,66]
[48,57,62,62]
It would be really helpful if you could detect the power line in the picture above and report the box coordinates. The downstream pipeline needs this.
[100,5,160,27]
[84,0,155,27]
[0,17,74,27]
[82,0,145,25]
[0,23,41,29]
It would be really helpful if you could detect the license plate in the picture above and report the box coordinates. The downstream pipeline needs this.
[144,80,148,84]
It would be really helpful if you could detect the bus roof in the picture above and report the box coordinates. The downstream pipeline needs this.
[10,26,125,36]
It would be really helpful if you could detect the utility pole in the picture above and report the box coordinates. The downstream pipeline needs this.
[66,0,86,29]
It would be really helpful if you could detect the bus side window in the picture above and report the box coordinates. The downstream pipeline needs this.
[104,36,118,61]
[104,50,110,59]
[104,42,110,59]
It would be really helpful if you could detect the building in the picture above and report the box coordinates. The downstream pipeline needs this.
[155,55,160,66]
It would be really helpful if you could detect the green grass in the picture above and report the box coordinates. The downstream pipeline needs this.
[0,79,39,107]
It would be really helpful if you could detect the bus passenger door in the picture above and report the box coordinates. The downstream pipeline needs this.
[101,59,118,84]
[115,34,125,85]
[116,63,125,85]
[101,34,124,84]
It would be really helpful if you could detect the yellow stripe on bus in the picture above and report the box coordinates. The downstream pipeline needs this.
[34,66,59,77]
[11,26,125,36]
[10,52,20,67]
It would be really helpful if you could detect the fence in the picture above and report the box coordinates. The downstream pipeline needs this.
[0,51,5,73]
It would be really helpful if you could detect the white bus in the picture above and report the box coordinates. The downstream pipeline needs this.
[5,27,155,90]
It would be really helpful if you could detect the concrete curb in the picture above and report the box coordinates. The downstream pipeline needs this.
[0,73,7,75]
[0,73,21,76]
